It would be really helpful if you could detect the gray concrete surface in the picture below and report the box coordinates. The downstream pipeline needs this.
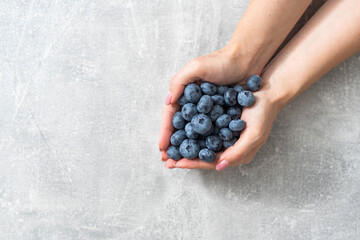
[0,1,359,239]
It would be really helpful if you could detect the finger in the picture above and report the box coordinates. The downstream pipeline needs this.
[158,103,180,151]
[216,130,256,171]
[161,151,169,161]
[168,59,206,105]
[174,152,221,169]
[165,159,178,169]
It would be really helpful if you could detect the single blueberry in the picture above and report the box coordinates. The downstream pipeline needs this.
[198,140,207,149]
[178,94,189,106]
[217,85,229,95]
[191,114,212,135]
[219,128,233,141]
[181,103,198,121]
[185,122,199,139]
[216,114,232,128]
[211,94,225,105]
[172,112,186,129]
[224,88,237,106]
[226,107,242,120]
[246,75,262,91]
[223,138,238,149]
[198,148,216,163]
[197,95,213,114]
[233,85,245,92]
[170,130,187,146]
[184,83,202,103]
[237,90,255,107]
[179,139,200,159]
[208,105,224,121]
[229,119,246,131]
[200,82,217,95]
[206,135,223,152]
[167,146,182,160]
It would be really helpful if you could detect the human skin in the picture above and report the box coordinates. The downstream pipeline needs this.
[160,0,360,171]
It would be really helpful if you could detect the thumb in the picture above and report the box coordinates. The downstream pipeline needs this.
[167,58,206,105]
[216,135,254,171]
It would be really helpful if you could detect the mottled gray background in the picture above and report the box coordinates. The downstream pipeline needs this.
[0,1,359,239]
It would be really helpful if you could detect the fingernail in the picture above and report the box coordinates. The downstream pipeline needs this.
[165,92,172,105]
[216,160,229,171]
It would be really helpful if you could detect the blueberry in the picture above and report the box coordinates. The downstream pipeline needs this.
[197,95,213,114]
[167,146,182,160]
[246,75,262,91]
[232,131,241,137]
[181,103,198,121]
[179,139,200,159]
[172,112,186,129]
[233,85,244,92]
[237,90,255,107]
[223,138,237,149]
[185,123,199,139]
[217,85,229,95]
[229,119,246,131]
[198,148,216,163]
[219,128,233,141]
[199,139,207,149]
[208,105,224,121]
[170,130,187,146]
[224,88,237,106]
[178,95,189,106]
[191,114,212,135]
[216,114,231,128]
[184,83,202,103]
[211,94,225,105]
[206,135,223,152]
[200,82,217,95]
[226,107,242,120]
[202,123,214,137]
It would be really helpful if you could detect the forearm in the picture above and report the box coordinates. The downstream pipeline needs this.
[225,0,312,74]
[264,0,360,110]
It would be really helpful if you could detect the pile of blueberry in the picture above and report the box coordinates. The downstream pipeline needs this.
[167,75,262,163]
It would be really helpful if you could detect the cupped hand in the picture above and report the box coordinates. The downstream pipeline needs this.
[159,47,279,170]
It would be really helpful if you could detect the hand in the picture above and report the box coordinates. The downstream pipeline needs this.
[158,46,277,170]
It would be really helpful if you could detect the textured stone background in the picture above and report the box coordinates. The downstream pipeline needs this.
[0,1,359,239]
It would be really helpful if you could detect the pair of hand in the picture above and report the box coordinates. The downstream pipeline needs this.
[158,47,280,171]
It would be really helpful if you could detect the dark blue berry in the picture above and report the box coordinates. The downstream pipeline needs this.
[167,146,182,160]
[211,94,225,105]
[237,90,255,107]
[179,139,200,159]
[191,114,212,135]
[216,114,231,128]
[233,85,244,92]
[226,107,242,120]
[224,88,237,106]
[197,95,213,114]
[170,130,187,146]
[217,85,229,95]
[223,138,237,149]
[219,128,233,141]
[246,75,262,91]
[181,103,198,121]
[172,112,186,129]
[206,135,223,152]
[184,83,202,103]
[229,119,246,131]
[198,148,215,163]
[200,82,217,95]
[185,123,198,139]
